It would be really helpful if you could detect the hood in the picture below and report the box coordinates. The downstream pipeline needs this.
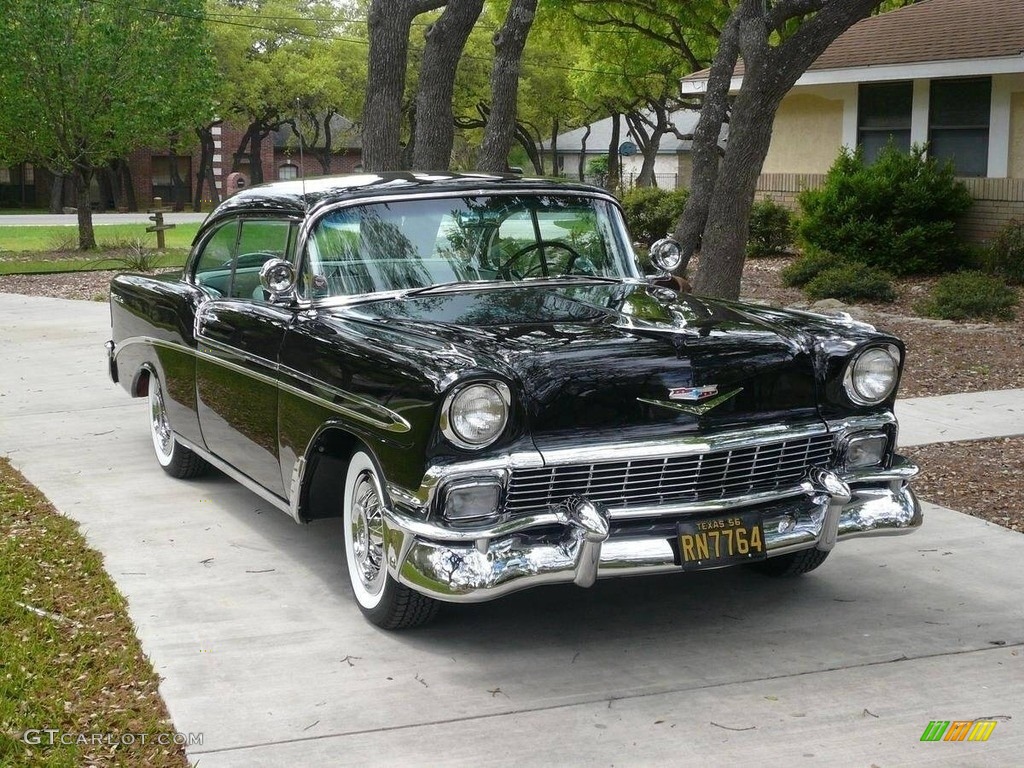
[343,282,823,448]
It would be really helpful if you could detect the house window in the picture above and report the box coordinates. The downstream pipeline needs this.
[858,82,913,163]
[929,77,991,177]
[23,163,34,184]
[0,167,10,184]
[279,163,299,180]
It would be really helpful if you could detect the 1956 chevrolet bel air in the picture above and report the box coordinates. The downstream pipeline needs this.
[106,172,921,629]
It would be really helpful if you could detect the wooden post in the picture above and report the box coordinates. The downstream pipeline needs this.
[146,197,175,250]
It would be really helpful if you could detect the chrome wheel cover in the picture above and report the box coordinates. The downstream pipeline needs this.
[349,471,386,596]
[150,384,174,460]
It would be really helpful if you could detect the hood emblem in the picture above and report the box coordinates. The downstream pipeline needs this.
[669,385,719,402]
[638,387,743,417]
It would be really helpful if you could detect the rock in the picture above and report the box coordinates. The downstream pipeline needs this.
[811,299,847,311]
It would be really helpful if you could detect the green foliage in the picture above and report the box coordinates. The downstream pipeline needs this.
[798,145,973,275]
[620,187,690,244]
[746,197,794,258]
[0,0,215,169]
[804,262,897,303]
[981,219,1024,285]
[917,271,1019,321]
[780,247,843,287]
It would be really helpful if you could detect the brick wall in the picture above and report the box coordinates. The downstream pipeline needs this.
[270,148,363,181]
[754,172,1024,245]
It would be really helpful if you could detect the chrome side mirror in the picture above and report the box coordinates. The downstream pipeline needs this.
[649,236,683,275]
[259,259,296,304]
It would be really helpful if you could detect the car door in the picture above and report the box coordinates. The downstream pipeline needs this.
[194,216,299,497]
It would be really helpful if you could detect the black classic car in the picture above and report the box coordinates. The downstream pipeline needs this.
[106,172,921,629]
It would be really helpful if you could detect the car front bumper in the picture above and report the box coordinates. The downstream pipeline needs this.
[380,459,922,603]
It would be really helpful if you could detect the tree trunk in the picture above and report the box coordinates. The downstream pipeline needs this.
[194,124,221,211]
[477,0,538,172]
[318,113,334,174]
[549,117,559,176]
[413,0,484,170]
[49,171,65,214]
[606,112,621,192]
[249,126,265,184]
[168,145,186,211]
[118,159,137,211]
[672,11,741,274]
[74,168,96,250]
[691,0,881,299]
[363,0,446,171]
[577,125,591,181]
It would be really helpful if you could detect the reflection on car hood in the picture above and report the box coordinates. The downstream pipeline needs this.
[341,282,824,444]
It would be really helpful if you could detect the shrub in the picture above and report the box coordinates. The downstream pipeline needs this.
[803,262,897,303]
[798,144,973,275]
[917,271,1018,321]
[780,247,844,287]
[746,197,794,258]
[981,219,1024,285]
[620,186,690,244]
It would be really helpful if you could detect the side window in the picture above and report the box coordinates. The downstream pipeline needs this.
[231,219,294,299]
[194,222,240,297]
[193,219,296,300]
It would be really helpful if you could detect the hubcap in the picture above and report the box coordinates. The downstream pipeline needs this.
[151,386,173,456]
[350,471,386,594]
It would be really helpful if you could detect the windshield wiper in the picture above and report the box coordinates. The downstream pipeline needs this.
[399,275,628,299]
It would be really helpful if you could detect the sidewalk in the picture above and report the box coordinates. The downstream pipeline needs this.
[0,212,208,226]
[2,292,1023,767]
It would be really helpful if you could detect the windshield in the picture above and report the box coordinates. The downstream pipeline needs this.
[302,193,639,299]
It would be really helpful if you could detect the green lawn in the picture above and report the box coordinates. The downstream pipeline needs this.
[0,224,198,275]
[0,459,189,767]
[0,223,199,252]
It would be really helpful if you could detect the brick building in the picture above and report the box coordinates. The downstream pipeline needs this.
[0,116,362,212]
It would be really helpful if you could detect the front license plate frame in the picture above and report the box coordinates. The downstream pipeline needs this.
[677,511,767,571]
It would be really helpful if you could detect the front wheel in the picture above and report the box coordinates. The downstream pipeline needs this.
[749,548,830,577]
[343,450,439,629]
[148,375,209,479]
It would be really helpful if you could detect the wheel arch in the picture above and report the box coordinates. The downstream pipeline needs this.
[297,425,379,522]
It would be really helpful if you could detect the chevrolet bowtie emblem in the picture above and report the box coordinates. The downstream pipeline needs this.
[669,385,719,402]
[637,387,743,416]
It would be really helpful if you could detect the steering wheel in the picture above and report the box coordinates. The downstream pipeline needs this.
[500,240,585,279]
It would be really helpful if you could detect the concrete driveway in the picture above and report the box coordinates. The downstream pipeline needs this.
[1,293,1021,766]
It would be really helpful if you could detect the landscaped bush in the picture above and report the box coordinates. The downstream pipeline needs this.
[746,197,794,258]
[917,271,1018,321]
[981,219,1024,285]
[798,144,973,275]
[803,262,897,303]
[620,186,690,245]
[780,247,844,287]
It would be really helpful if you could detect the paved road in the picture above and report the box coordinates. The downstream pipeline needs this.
[2,293,1022,766]
[0,212,208,226]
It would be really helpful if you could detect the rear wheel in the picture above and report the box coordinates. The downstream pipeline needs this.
[148,375,209,479]
[749,548,831,577]
[343,450,439,629]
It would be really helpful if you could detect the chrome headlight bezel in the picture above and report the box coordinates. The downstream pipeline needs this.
[842,344,901,406]
[440,381,511,450]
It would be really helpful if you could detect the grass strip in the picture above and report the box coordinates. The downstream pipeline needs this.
[0,459,190,767]
[0,252,188,275]
[0,224,199,253]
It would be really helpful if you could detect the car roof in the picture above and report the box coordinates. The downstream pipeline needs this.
[205,172,615,226]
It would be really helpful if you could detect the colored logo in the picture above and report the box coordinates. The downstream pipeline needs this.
[920,720,998,742]
[638,387,743,417]
[668,385,719,402]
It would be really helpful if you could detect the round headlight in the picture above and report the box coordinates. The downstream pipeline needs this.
[443,383,509,449]
[844,345,900,405]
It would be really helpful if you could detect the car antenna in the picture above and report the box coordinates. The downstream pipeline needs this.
[295,98,308,210]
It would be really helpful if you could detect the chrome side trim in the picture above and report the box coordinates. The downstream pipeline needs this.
[174,434,296,521]
[113,334,409,432]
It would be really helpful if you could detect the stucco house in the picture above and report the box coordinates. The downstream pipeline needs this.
[547,109,702,190]
[682,0,1024,241]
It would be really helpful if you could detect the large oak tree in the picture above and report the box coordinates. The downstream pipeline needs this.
[0,0,214,248]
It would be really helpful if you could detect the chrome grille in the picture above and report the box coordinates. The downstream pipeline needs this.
[505,433,835,513]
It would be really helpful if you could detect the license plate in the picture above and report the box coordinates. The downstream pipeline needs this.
[677,511,766,570]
